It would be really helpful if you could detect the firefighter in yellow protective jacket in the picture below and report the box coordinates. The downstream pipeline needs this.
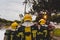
[4,22,18,40]
[36,18,48,40]
[17,13,37,40]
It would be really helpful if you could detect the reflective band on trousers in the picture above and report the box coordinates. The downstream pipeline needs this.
[17,32,24,38]
[11,35,13,40]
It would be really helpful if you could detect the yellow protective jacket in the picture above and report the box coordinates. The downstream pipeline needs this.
[17,22,38,40]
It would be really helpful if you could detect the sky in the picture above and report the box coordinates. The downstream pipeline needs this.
[0,0,33,21]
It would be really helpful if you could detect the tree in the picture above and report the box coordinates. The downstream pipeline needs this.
[0,18,12,26]
[24,0,60,22]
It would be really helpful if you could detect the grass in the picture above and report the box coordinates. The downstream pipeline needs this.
[54,28,60,37]
[5,26,10,28]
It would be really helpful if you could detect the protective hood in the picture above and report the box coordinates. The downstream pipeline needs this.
[22,22,34,27]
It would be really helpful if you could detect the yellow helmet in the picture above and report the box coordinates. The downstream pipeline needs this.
[39,19,46,25]
[11,22,18,29]
[24,14,32,22]
[43,15,47,20]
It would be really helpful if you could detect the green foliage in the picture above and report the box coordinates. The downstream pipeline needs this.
[51,15,60,23]
[0,18,12,23]
[54,28,60,37]
[0,18,21,26]
[14,20,21,23]
[0,18,12,26]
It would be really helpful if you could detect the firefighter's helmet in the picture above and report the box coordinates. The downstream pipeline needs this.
[24,14,32,22]
[43,12,47,20]
[11,22,18,29]
[43,15,47,20]
[39,19,46,25]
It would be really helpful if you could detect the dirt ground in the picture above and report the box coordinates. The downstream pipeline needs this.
[53,36,60,40]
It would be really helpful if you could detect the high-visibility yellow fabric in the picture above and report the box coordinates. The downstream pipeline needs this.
[25,35,31,40]
[32,30,37,37]
[25,26,31,40]
[25,27,31,32]
[17,32,24,37]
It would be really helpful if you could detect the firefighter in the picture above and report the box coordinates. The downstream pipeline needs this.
[31,21,38,40]
[37,18,48,40]
[17,24,24,40]
[4,22,18,40]
[17,13,37,40]
[47,21,55,40]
